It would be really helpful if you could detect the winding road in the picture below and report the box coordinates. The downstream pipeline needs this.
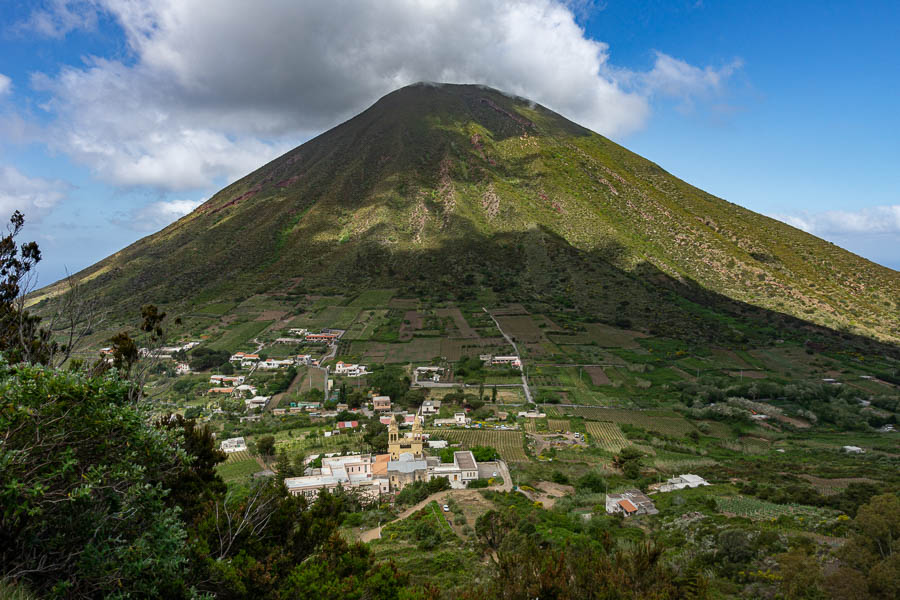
[358,460,513,542]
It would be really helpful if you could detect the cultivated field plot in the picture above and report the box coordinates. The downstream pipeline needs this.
[193,302,236,316]
[547,419,571,432]
[585,421,628,452]
[715,496,833,521]
[524,420,537,433]
[428,429,528,462]
[344,309,389,341]
[288,306,360,330]
[349,289,395,307]
[398,311,424,341]
[584,366,610,385]
[562,407,696,437]
[441,338,512,361]
[548,323,645,349]
[208,320,273,351]
[273,432,365,454]
[489,304,529,316]
[435,308,479,338]
[800,475,880,496]
[216,457,261,482]
[495,315,547,343]
[388,298,420,309]
[225,450,252,463]
[300,367,326,392]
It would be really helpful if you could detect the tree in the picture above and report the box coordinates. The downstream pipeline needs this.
[363,418,388,453]
[777,550,822,600]
[276,450,295,477]
[0,211,55,365]
[0,359,194,597]
[257,435,276,458]
[835,493,900,599]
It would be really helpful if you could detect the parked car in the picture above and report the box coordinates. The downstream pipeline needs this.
[442,504,450,512]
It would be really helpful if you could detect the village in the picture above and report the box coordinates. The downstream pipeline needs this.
[121,322,725,522]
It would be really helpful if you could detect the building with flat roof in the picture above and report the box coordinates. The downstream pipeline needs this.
[606,489,658,517]
[652,473,710,493]
[284,454,390,500]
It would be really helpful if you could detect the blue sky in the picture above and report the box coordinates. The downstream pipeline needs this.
[1,1,898,287]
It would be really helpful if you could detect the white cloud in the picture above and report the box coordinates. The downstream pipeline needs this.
[113,197,204,231]
[28,0,740,192]
[0,166,70,221]
[13,0,99,38]
[777,205,900,235]
[0,74,11,96]
[642,52,743,100]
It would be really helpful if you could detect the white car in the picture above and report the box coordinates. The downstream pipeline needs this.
[442,504,450,512]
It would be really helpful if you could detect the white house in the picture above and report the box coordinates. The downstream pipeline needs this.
[245,396,269,410]
[655,474,710,493]
[420,400,441,415]
[230,352,260,367]
[427,451,479,489]
[518,410,546,419]
[334,361,368,377]
[492,356,522,369]
[219,437,247,453]
[176,363,191,375]
[210,375,245,385]
[842,445,865,454]
[258,358,294,370]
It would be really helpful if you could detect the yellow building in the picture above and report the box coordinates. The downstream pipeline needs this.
[387,414,425,460]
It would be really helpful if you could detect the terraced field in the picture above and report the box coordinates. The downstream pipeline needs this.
[547,419,570,432]
[225,450,253,463]
[560,407,696,437]
[585,421,628,452]
[715,495,833,521]
[524,419,538,433]
[428,429,528,462]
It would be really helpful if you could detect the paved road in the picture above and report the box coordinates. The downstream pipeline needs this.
[358,460,513,542]
[483,307,533,404]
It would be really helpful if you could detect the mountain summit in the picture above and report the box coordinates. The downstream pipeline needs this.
[34,83,899,344]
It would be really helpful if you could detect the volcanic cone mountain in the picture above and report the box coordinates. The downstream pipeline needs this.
[34,83,900,346]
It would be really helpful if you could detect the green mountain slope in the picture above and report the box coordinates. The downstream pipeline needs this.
[33,83,900,345]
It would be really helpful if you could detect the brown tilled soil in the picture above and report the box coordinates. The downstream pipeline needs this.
[727,370,767,379]
[255,310,287,322]
[398,311,425,341]
[435,308,479,338]
[585,366,611,385]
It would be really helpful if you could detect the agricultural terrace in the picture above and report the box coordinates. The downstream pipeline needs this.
[558,407,696,437]
[715,495,836,521]
[547,419,570,432]
[584,422,628,452]
[428,429,528,462]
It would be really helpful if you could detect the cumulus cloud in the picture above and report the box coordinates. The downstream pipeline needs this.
[0,166,71,220]
[0,74,11,96]
[112,197,204,232]
[778,205,900,236]
[28,0,740,192]
[642,52,743,100]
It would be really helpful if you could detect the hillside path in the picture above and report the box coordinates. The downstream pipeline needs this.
[358,460,513,542]
[483,307,533,403]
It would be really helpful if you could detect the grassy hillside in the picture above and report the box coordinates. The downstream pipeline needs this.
[31,83,900,348]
